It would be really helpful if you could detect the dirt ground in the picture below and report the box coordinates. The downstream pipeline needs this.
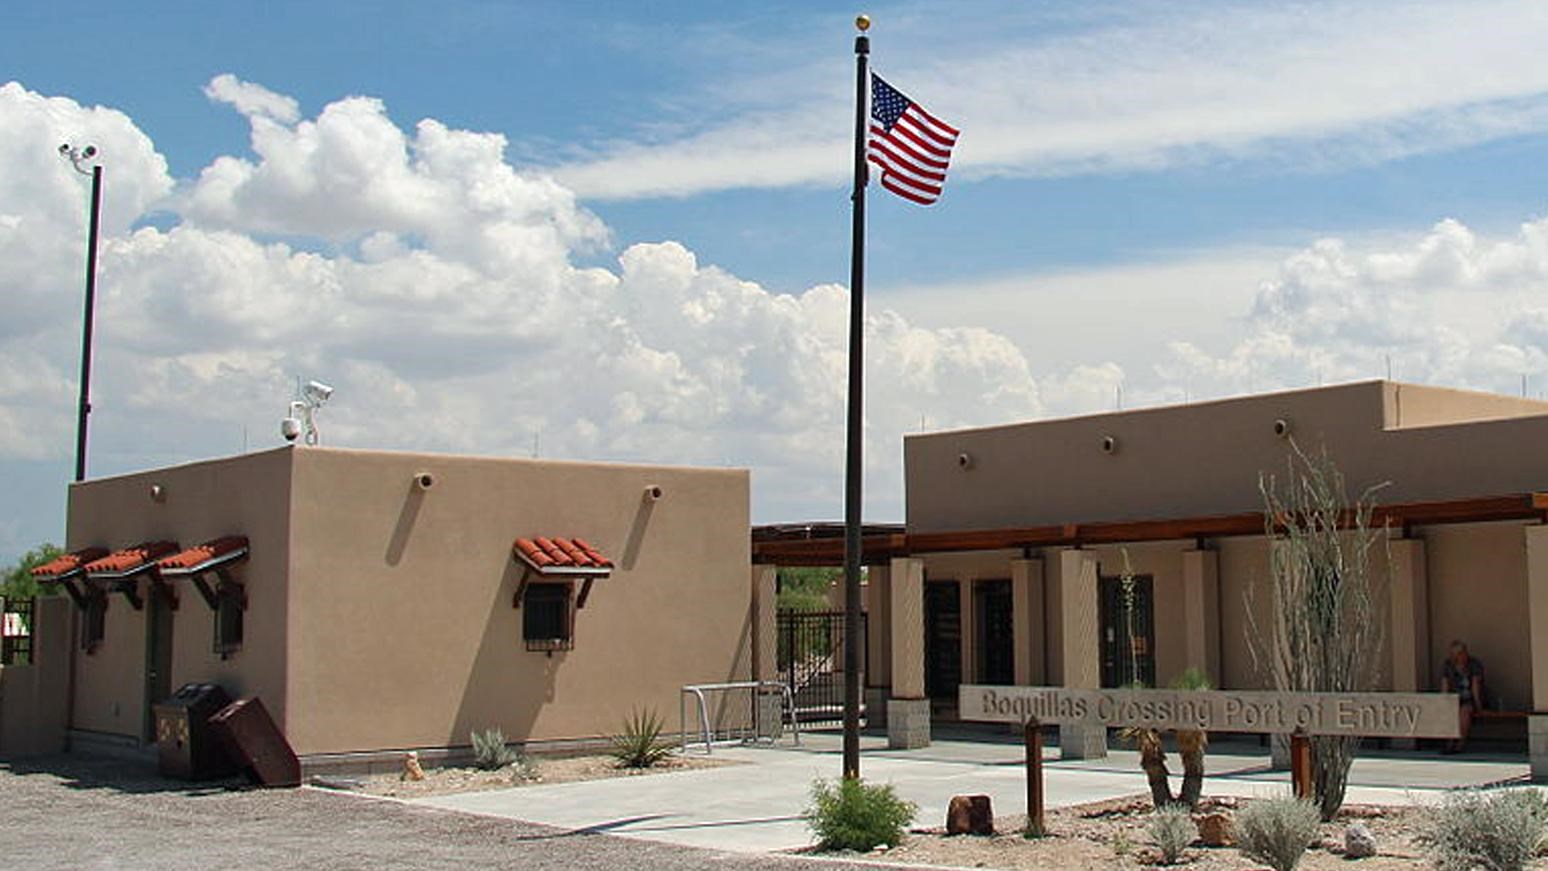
[845,794,1491,870]
[353,752,738,798]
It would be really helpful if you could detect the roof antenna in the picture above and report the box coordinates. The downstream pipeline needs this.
[1386,353,1393,381]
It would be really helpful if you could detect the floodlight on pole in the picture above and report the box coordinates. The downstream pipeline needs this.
[59,142,102,483]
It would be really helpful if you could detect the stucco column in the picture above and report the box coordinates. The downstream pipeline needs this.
[1181,549,1220,685]
[1011,558,1044,686]
[1059,548,1105,759]
[751,564,778,683]
[1526,527,1548,780]
[888,557,929,748]
[1386,538,1430,750]
[865,565,892,727]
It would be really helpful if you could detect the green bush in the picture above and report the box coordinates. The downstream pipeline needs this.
[609,708,674,768]
[1235,795,1320,871]
[1427,788,1548,871]
[1149,804,1196,865]
[804,776,917,852]
[470,727,520,770]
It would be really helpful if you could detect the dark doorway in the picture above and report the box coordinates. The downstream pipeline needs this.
[143,587,175,741]
[1100,573,1155,688]
[925,581,962,704]
[975,580,1014,685]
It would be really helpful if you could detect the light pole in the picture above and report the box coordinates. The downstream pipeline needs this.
[59,142,101,483]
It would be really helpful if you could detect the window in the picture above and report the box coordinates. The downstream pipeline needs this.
[214,583,245,658]
[523,582,573,652]
[82,589,107,653]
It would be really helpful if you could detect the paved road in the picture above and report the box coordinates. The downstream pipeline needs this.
[0,755,907,871]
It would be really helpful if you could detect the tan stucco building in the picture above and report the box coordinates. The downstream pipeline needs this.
[755,380,1548,774]
[4,446,753,771]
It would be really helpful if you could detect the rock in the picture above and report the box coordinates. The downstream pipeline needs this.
[1344,821,1377,858]
[1194,811,1234,847]
[402,750,426,782]
[946,794,995,836]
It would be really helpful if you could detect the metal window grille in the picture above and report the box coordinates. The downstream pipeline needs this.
[214,585,245,658]
[523,583,573,652]
[1,597,33,665]
[82,590,107,653]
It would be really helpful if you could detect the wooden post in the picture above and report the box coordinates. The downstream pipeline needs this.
[1290,733,1313,799]
[1024,717,1045,836]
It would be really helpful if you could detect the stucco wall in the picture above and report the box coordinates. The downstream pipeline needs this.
[0,596,70,756]
[905,381,1548,533]
[284,448,751,756]
[64,448,292,741]
[1422,520,1532,711]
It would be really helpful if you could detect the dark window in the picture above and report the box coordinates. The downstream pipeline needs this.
[214,584,245,658]
[1100,573,1156,688]
[1,597,33,665]
[82,590,107,653]
[974,580,1015,685]
[523,582,573,652]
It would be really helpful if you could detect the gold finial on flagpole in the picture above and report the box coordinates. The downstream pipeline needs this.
[855,14,870,32]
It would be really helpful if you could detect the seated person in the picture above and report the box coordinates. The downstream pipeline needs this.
[1440,640,1485,754]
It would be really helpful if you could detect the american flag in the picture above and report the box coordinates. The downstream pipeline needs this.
[867,74,959,206]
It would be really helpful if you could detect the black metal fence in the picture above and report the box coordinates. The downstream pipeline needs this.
[777,609,865,727]
[1,597,34,666]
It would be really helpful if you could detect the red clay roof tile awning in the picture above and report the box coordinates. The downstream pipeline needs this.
[513,537,614,577]
[30,547,110,582]
[83,541,181,580]
[157,536,250,576]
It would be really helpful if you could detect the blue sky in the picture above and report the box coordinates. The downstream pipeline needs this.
[6,0,1548,564]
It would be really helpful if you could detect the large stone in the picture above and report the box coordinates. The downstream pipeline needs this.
[946,794,994,836]
[1194,812,1234,847]
[1344,822,1377,859]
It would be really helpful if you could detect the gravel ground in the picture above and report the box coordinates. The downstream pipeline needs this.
[356,752,738,799]
[0,755,923,871]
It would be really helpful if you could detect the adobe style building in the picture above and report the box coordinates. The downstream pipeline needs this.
[754,380,1548,775]
[1,446,754,771]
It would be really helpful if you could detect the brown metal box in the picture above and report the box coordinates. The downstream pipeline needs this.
[207,696,301,788]
[153,683,237,780]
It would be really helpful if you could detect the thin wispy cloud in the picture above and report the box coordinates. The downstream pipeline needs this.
[549,0,1548,199]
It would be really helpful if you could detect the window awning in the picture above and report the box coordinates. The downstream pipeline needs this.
[156,536,249,611]
[29,547,109,610]
[512,537,613,578]
[511,536,613,610]
[83,541,181,610]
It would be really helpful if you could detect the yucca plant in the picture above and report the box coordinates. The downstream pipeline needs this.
[609,708,674,768]
[471,727,520,770]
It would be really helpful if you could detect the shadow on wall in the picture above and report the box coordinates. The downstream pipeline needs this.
[385,482,426,567]
[450,557,562,750]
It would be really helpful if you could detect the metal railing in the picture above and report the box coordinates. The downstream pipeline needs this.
[679,680,798,754]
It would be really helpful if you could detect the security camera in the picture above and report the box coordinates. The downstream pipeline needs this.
[644,484,663,501]
[413,472,434,491]
[82,145,97,158]
[281,417,301,442]
[58,143,71,155]
[304,380,333,403]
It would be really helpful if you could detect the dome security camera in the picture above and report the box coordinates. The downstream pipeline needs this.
[82,145,97,158]
[58,143,71,155]
[281,417,301,442]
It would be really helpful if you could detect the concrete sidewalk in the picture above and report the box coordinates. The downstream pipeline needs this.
[414,732,1532,854]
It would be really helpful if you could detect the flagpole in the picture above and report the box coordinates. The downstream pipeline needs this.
[842,13,871,781]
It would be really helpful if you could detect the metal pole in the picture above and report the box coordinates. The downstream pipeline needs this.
[74,164,102,483]
[842,21,870,781]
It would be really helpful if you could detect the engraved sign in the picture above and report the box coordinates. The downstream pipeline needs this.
[958,685,1460,738]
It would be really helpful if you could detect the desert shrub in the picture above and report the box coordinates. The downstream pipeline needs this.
[1427,788,1548,871]
[1235,796,1320,871]
[1149,804,1196,865]
[471,727,520,770]
[609,708,674,768]
[804,777,917,852]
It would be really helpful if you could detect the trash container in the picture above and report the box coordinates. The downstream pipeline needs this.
[153,683,237,780]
